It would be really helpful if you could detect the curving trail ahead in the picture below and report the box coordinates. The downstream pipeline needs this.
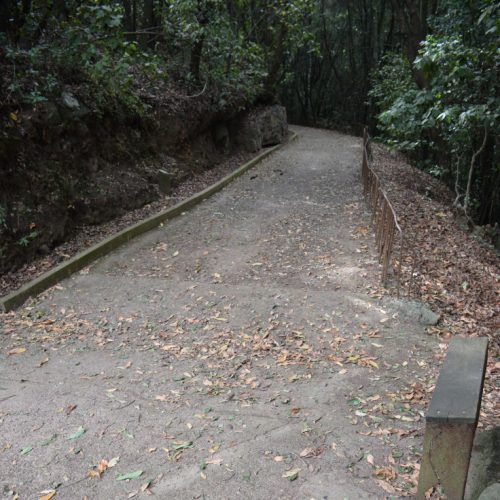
[1,127,439,498]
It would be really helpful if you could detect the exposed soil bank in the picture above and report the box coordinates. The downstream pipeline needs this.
[0,148,259,297]
[0,83,287,276]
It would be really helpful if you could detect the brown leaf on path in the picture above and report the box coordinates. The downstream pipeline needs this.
[374,467,396,480]
[205,458,222,465]
[87,456,118,478]
[299,447,323,458]
[7,347,26,355]
[375,479,397,494]
[38,357,50,367]
[327,355,344,366]
[141,480,153,494]
[65,405,77,415]
[358,357,379,369]
[39,492,56,500]
[88,459,109,478]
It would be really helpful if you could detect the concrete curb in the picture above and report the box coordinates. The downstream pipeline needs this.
[1,132,298,312]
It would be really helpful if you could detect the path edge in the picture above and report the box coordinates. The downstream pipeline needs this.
[1,132,298,312]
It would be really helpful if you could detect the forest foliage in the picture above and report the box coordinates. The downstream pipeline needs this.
[0,0,314,117]
[1,0,499,226]
[370,2,499,225]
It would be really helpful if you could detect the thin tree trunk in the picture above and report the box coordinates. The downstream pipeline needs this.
[464,128,488,217]
[453,155,463,207]
[122,0,136,41]
[141,0,157,47]
[190,35,205,84]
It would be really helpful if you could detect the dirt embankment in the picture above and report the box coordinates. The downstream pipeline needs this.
[0,80,287,280]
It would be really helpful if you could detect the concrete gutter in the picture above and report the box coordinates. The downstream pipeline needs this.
[1,132,297,312]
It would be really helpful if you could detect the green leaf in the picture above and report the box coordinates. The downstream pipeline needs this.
[121,429,134,439]
[172,440,193,450]
[116,470,143,481]
[20,446,33,455]
[41,434,58,446]
[67,426,86,440]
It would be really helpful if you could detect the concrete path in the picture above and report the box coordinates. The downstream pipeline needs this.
[0,127,440,499]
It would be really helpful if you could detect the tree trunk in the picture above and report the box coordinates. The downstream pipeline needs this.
[390,0,438,88]
[190,35,205,84]
[122,0,136,40]
[141,0,157,48]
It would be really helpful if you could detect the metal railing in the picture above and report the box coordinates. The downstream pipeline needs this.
[362,128,404,297]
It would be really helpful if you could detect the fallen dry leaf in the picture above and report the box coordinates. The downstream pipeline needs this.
[299,447,323,458]
[65,405,77,415]
[7,347,26,355]
[374,467,396,480]
[374,478,397,494]
[205,458,223,465]
[39,491,56,500]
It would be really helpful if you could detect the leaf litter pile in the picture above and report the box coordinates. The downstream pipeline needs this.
[371,143,499,428]
[1,293,442,497]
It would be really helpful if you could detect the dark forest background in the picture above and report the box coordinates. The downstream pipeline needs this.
[1,0,498,232]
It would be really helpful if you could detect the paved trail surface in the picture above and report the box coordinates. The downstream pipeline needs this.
[1,127,439,498]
